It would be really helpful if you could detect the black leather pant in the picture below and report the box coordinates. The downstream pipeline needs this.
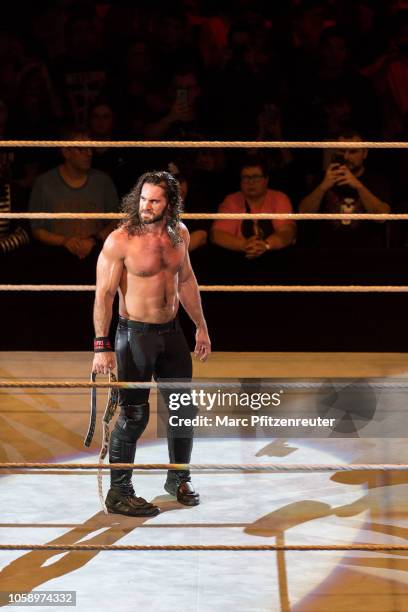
[109,316,193,495]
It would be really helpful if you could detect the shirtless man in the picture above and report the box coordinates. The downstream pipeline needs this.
[92,171,211,517]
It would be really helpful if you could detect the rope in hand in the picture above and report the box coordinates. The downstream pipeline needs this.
[83,371,119,514]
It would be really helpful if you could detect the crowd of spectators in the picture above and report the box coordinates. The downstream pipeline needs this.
[1,0,407,287]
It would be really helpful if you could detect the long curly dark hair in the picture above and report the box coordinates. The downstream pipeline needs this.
[120,171,183,244]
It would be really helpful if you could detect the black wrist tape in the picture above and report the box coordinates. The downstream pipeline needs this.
[94,337,113,352]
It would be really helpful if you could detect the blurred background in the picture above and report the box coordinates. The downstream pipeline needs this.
[0,0,407,352]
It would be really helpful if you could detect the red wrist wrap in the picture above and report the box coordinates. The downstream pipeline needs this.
[94,337,113,352]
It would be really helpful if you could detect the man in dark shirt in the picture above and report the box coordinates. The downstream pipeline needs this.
[29,127,118,282]
[299,130,391,248]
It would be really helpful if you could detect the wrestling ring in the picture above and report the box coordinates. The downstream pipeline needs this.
[1,138,408,611]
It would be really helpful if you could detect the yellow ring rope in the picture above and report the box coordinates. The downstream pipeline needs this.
[0,212,407,220]
[0,140,406,149]
[1,284,408,292]
[0,462,406,472]
[0,543,406,552]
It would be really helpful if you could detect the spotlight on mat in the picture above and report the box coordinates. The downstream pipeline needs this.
[316,379,378,437]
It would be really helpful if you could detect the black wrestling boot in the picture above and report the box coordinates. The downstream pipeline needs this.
[109,428,136,494]
[105,489,160,517]
[165,436,199,506]
[164,472,200,506]
[107,420,160,517]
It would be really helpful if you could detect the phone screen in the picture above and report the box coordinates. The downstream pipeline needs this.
[176,89,188,106]
[331,153,345,165]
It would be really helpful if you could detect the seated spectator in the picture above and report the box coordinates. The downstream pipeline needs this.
[189,148,233,206]
[288,26,380,139]
[184,2,231,68]
[12,61,62,139]
[87,98,133,197]
[144,64,205,140]
[210,155,296,280]
[88,100,115,146]
[149,9,204,74]
[362,10,408,138]
[87,94,158,197]
[30,2,67,62]
[0,98,11,139]
[204,24,281,139]
[29,125,119,282]
[299,129,391,249]
[0,151,29,258]
[51,6,108,126]
[168,162,208,254]
[103,4,148,52]
[9,60,63,183]
[108,38,154,138]
[255,101,304,202]
[291,1,326,63]
[0,31,26,107]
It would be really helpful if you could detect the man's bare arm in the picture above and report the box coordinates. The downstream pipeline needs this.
[189,229,207,252]
[299,184,326,213]
[265,224,296,249]
[299,164,339,213]
[94,232,125,336]
[210,228,247,251]
[357,183,390,214]
[33,228,96,259]
[178,226,211,361]
[178,252,207,330]
[32,228,68,247]
[92,231,125,373]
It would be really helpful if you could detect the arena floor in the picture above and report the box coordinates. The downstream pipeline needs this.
[0,352,407,612]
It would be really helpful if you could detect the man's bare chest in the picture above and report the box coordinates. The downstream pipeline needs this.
[124,237,185,278]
